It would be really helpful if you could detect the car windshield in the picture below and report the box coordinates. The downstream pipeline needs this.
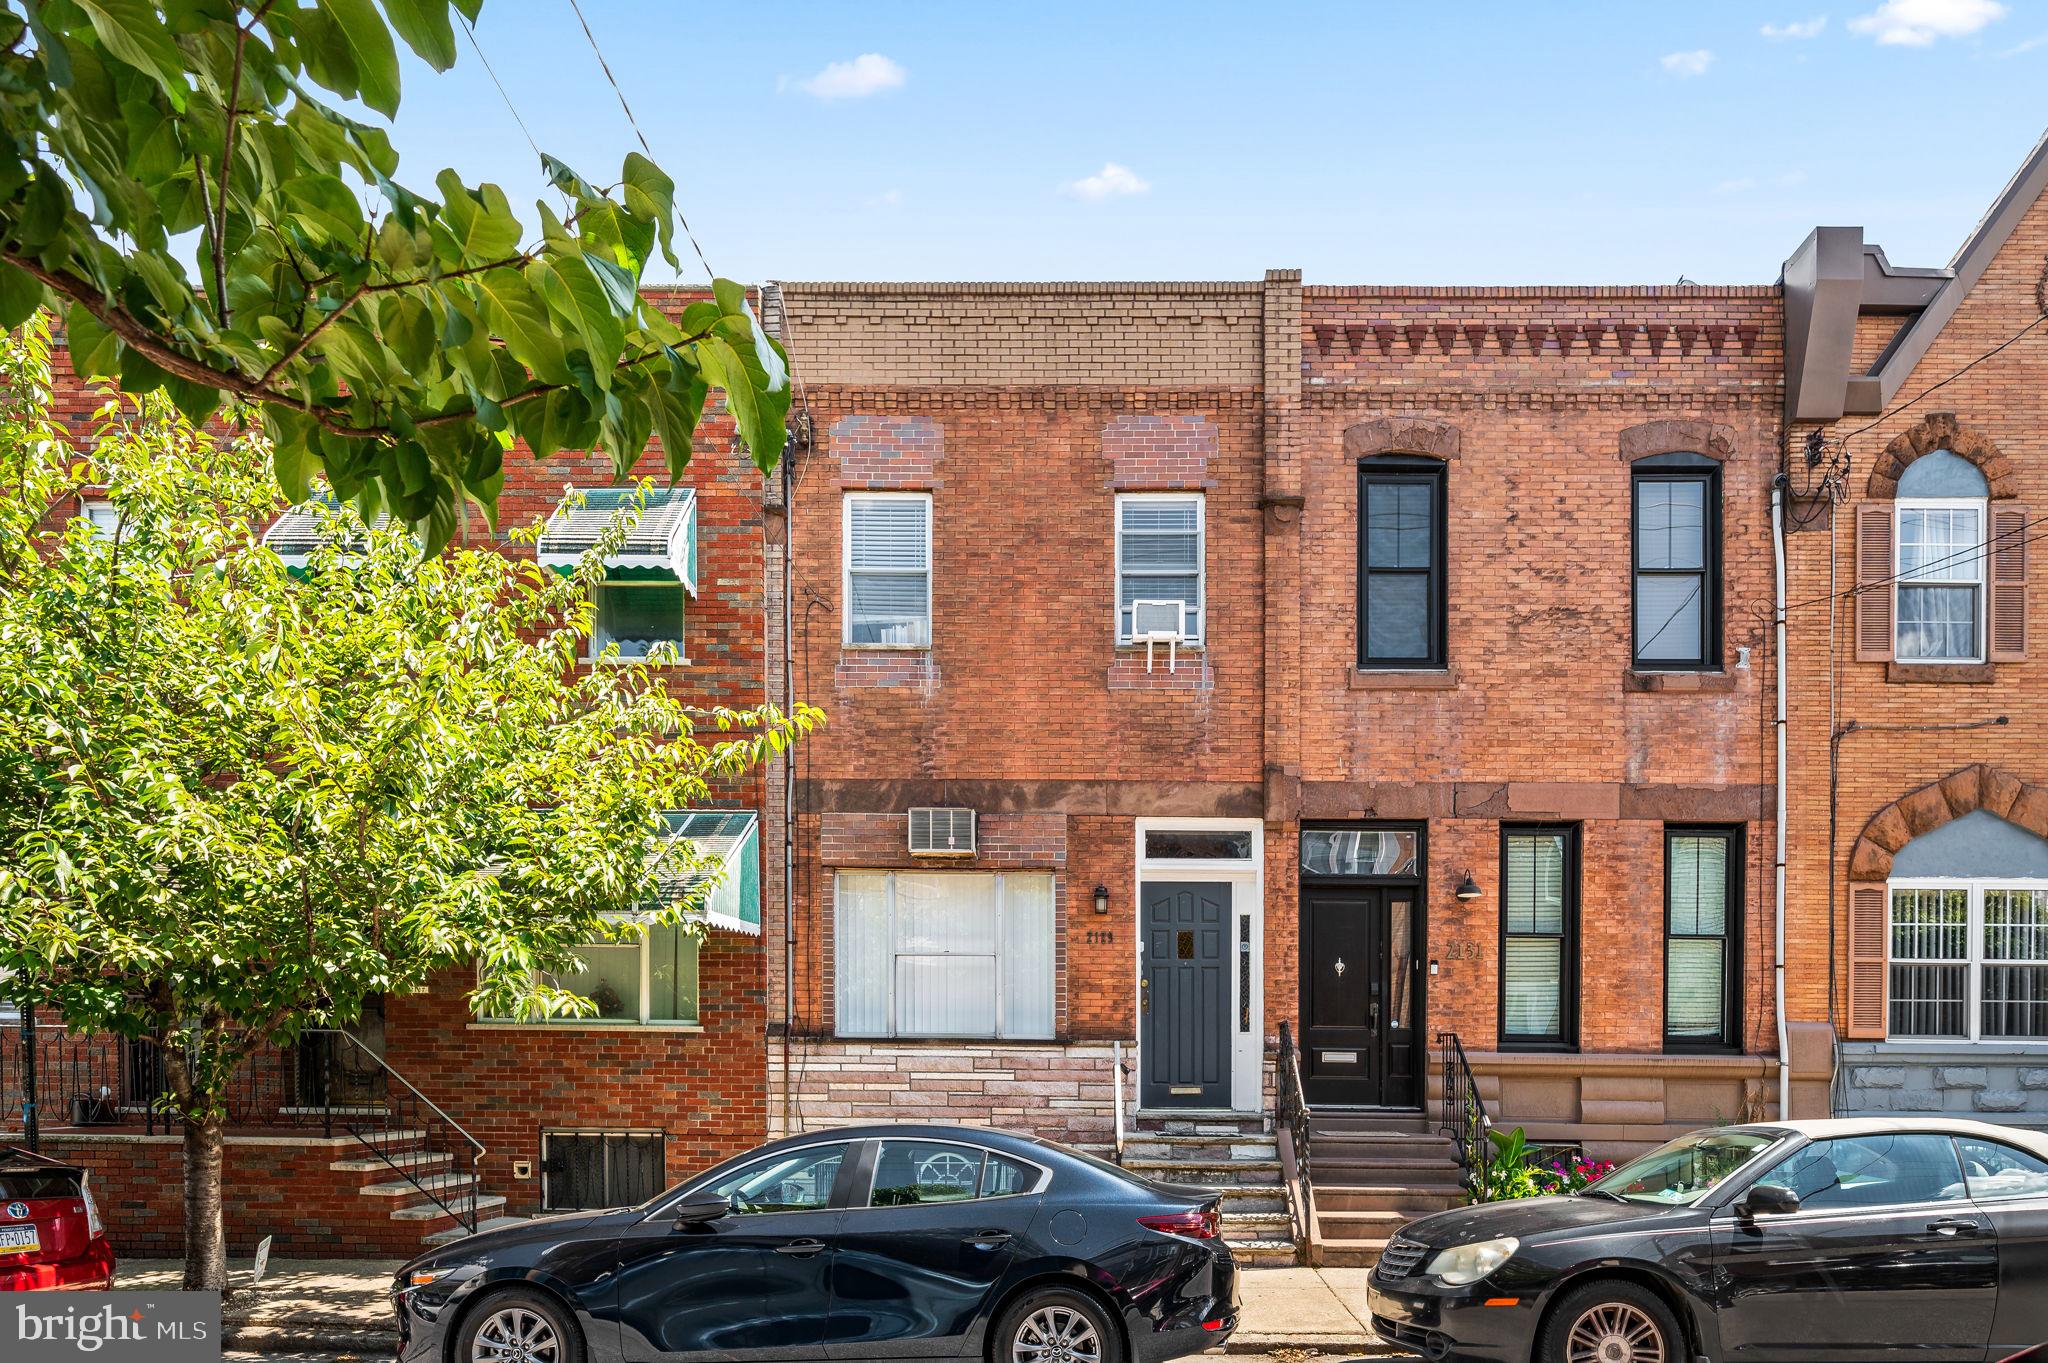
[1583,1129,1780,1206]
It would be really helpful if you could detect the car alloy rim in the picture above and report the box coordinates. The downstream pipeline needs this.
[472,1306,560,1363]
[1014,1305,1102,1363]
[1566,1302,1666,1363]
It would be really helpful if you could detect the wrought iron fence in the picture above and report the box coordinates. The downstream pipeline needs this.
[1275,1020,1315,1249]
[1437,1030,1491,1201]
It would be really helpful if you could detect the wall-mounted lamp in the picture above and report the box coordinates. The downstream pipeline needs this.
[1093,885,1110,916]
[1455,872,1483,901]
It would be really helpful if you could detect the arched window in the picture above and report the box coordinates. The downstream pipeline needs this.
[1887,810,2048,1041]
[1895,450,1991,663]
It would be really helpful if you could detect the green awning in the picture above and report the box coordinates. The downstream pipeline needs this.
[650,810,760,936]
[537,487,697,594]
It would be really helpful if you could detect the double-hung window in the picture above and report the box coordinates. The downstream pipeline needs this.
[844,493,932,647]
[1358,459,1447,667]
[1631,455,1720,668]
[1889,880,2048,1040]
[1500,826,1577,1047]
[1665,828,1740,1049]
[1116,494,1204,643]
[836,871,1055,1039]
[1894,450,1991,663]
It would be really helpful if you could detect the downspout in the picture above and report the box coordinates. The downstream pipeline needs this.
[781,434,796,1133]
[1771,480,1791,1121]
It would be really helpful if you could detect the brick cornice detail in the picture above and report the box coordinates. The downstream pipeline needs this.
[1848,763,2048,881]
[1619,418,1738,462]
[1865,412,2018,500]
[1305,388,1776,411]
[1344,416,1461,460]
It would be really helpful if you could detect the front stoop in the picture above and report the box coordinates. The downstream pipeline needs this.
[1306,1111,1466,1267]
[1100,1111,1300,1267]
[325,1130,512,1246]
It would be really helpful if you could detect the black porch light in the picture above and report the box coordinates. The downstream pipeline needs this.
[1455,872,1482,901]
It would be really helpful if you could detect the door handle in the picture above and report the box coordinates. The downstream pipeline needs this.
[774,1239,827,1256]
[1368,1000,1380,1034]
[1140,977,1149,1014]
[962,1230,1012,1247]
[1927,1219,1980,1237]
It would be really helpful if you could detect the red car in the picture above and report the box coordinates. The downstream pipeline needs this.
[0,1147,115,1291]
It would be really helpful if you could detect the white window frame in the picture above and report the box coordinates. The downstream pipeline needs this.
[834,870,1054,1040]
[474,926,700,1030]
[1114,493,1206,645]
[843,492,933,649]
[1894,497,1988,665]
[1887,876,2048,1042]
[78,499,120,538]
[586,579,688,666]
[1132,817,1265,1115]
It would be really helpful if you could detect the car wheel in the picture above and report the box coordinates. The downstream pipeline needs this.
[1539,1281,1682,1363]
[457,1287,584,1363]
[993,1287,1123,1363]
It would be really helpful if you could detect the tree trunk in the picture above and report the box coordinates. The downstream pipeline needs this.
[182,1111,228,1292]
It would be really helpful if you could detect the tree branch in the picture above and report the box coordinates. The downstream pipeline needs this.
[211,24,247,328]
[256,253,536,385]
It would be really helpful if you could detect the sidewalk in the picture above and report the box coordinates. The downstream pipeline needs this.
[124,1258,1396,1358]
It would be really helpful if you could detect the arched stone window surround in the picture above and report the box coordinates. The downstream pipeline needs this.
[1849,764,2048,882]
[1345,416,1460,461]
[1618,418,1736,463]
[1866,413,2018,500]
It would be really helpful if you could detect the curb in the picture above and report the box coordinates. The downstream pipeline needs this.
[225,1321,399,1355]
[1217,1336,1404,1356]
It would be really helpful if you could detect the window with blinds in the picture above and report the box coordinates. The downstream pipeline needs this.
[1888,880,2048,1041]
[1116,495,1204,643]
[1501,828,1575,1046]
[1631,455,1720,669]
[1665,829,1739,1048]
[844,493,932,647]
[835,871,1056,1039]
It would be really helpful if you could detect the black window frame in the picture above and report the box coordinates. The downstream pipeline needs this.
[1357,457,1448,669]
[1497,823,1580,1052]
[1662,825,1744,1054]
[1630,452,1722,671]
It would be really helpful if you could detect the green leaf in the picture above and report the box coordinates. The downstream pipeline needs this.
[73,0,190,111]
[66,308,119,379]
[380,0,457,71]
[282,174,367,242]
[0,265,44,330]
[317,0,402,116]
[692,332,789,473]
[621,151,678,270]
[433,169,523,261]
[650,353,708,479]
[529,256,625,378]
[474,269,570,386]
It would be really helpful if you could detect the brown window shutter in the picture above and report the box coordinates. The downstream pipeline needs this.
[1845,883,1890,1041]
[1854,503,1895,663]
[1990,503,2028,662]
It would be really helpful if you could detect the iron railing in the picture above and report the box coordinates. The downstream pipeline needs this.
[1110,1040,1129,1166]
[2,1024,485,1235]
[1275,1020,1315,1251]
[1437,1030,1491,1201]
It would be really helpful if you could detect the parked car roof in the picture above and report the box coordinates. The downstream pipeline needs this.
[1718,1116,2048,1155]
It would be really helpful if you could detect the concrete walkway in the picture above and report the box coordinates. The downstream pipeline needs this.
[126,1258,1396,1357]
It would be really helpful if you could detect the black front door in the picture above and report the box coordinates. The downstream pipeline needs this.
[1301,887,1420,1107]
[1141,881,1231,1108]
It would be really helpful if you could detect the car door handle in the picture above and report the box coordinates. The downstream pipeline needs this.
[962,1230,1012,1247]
[774,1239,827,1256]
[1927,1218,1980,1237]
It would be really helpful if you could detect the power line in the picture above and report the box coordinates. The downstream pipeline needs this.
[1780,510,2048,616]
[457,13,542,162]
[561,0,717,283]
[1836,314,2048,448]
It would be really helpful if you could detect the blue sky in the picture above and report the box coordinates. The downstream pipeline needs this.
[382,0,2048,285]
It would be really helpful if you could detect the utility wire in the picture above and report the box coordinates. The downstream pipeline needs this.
[458,13,543,162]
[1780,510,2048,616]
[562,0,718,283]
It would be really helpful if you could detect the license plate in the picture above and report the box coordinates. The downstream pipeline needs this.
[0,1225,39,1255]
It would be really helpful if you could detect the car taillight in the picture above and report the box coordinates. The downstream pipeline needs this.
[1138,1209,1219,1240]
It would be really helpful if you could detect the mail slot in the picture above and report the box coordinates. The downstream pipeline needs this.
[1319,1050,1359,1066]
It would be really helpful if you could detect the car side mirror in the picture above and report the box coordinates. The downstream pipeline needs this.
[1738,1183,1800,1219]
[668,1191,730,1226]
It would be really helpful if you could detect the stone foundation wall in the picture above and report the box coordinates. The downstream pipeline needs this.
[1838,1043,2048,1120]
[1432,1051,1783,1161]
[769,1040,1127,1143]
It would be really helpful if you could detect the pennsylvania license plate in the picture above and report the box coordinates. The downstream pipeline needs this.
[0,1224,39,1254]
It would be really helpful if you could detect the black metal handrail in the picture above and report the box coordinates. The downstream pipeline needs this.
[304,1029,488,1234]
[1275,1020,1315,1250]
[1437,1030,1491,1201]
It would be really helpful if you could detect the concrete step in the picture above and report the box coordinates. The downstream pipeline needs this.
[424,1214,532,1246]
[1213,1186,1287,1215]
[1315,1152,1462,1176]
[328,1149,451,1175]
[1132,1112,1268,1138]
[1318,1236,1390,1268]
[391,1193,507,1223]
[359,1171,479,1198]
[1119,1136,1278,1163]
[1312,1130,1454,1150]
[1309,1111,1433,1136]
[1315,1184,1467,1216]
[1227,1238,1300,1267]
[1316,1209,1415,1240]
[1122,1158,1282,1187]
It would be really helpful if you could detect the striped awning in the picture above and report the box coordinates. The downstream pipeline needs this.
[647,810,760,936]
[537,487,697,593]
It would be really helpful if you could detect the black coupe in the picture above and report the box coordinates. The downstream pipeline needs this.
[392,1124,1238,1363]
[1367,1116,2048,1363]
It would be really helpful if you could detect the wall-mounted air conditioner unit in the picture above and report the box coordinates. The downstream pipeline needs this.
[908,807,977,857]
[1130,599,1188,673]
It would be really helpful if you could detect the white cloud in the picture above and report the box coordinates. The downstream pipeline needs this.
[797,53,907,100]
[1660,48,1715,76]
[1761,16,1830,38]
[1849,0,2007,45]
[1995,30,2048,54]
[865,188,903,208]
[1061,162,1151,201]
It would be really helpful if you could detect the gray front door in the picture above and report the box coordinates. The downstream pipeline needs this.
[1141,882,1231,1108]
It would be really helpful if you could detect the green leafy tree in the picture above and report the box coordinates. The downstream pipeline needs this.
[0,321,818,1290]
[0,0,788,549]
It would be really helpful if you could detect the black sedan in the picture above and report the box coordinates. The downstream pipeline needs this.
[1367,1116,2048,1363]
[393,1123,1238,1363]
